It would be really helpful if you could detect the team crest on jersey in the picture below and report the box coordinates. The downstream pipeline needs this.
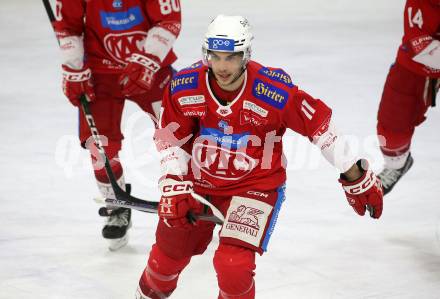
[192,143,257,181]
[103,31,146,64]
[252,79,289,110]
[100,6,143,31]
[171,73,199,94]
[258,67,294,88]
[216,106,233,116]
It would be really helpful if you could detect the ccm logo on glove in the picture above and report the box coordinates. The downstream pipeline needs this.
[159,179,193,197]
[344,171,375,194]
[162,183,193,194]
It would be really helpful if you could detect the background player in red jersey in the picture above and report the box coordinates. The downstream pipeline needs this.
[53,0,181,250]
[135,15,383,298]
[377,0,439,194]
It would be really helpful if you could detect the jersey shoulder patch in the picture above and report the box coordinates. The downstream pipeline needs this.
[171,62,207,95]
[251,78,289,110]
[170,62,208,118]
[180,61,204,72]
[250,65,294,110]
[257,66,295,88]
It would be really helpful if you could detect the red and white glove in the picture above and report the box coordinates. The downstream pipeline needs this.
[62,64,96,106]
[158,178,203,228]
[119,53,161,97]
[339,160,384,219]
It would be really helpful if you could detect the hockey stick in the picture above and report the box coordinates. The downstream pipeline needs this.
[81,96,224,223]
[93,196,224,225]
[79,96,159,205]
[42,0,139,204]
[41,0,138,203]
[42,0,56,25]
[42,0,224,224]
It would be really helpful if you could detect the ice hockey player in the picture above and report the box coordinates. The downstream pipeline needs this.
[135,15,383,298]
[377,0,439,194]
[53,0,181,250]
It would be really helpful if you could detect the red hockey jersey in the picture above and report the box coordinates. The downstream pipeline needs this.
[397,0,440,77]
[158,61,332,196]
[53,0,181,73]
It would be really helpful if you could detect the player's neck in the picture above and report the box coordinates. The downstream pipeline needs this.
[209,73,244,106]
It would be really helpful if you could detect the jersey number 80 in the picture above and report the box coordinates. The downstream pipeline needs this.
[159,0,180,15]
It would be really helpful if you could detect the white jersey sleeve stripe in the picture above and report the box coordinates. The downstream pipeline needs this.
[312,121,357,173]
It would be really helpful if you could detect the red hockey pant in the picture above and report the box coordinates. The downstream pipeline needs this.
[377,63,434,156]
[77,69,172,182]
[138,219,256,298]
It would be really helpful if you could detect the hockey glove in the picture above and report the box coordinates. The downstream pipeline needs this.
[339,159,383,219]
[62,64,95,106]
[158,178,203,228]
[119,53,161,97]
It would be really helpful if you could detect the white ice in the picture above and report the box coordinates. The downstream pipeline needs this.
[1,0,440,298]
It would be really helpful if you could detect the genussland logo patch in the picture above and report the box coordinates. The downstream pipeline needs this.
[191,143,257,180]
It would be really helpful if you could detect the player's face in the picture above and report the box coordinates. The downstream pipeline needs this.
[208,51,244,89]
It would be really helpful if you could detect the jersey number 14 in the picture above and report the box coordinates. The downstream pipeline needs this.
[407,7,423,29]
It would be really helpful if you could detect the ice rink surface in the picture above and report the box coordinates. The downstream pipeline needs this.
[1,0,440,298]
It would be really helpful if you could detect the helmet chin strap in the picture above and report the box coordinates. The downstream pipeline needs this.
[228,65,246,86]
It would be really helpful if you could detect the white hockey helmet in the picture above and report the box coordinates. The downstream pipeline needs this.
[202,15,253,66]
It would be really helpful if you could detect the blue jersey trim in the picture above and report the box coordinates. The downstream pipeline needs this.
[258,67,295,88]
[200,127,249,150]
[261,183,286,251]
